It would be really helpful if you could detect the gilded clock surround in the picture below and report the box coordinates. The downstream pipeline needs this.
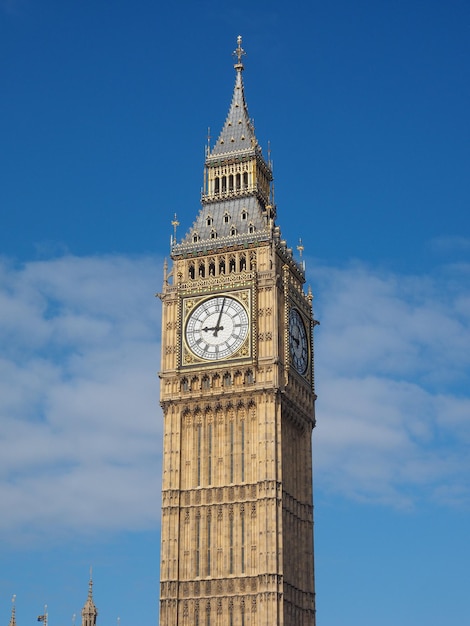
[158,37,317,626]
[181,289,253,366]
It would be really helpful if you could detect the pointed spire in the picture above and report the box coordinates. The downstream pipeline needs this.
[9,595,16,626]
[81,569,98,626]
[210,35,257,157]
[175,37,274,252]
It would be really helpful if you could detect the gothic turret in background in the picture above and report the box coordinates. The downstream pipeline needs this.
[81,572,98,626]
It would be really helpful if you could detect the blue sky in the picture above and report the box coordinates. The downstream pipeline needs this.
[0,1,469,625]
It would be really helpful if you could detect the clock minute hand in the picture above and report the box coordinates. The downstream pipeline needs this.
[213,297,226,337]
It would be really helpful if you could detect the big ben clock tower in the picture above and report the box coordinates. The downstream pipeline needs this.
[158,37,317,626]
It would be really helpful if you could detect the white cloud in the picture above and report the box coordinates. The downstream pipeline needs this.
[0,255,163,543]
[310,260,470,508]
[0,253,469,544]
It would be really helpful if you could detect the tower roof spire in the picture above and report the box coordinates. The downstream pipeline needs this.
[209,35,257,157]
[173,36,274,253]
[81,568,98,626]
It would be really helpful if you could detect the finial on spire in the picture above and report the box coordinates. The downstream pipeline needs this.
[88,566,93,599]
[297,238,306,271]
[171,213,179,248]
[171,213,179,239]
[37,605,48,626]
[233,35,246,70]
[9,595,17,626]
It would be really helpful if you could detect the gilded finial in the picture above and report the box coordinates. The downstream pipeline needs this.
[297,238,304,258]
[233,35,245,70]
[171,213,179,240]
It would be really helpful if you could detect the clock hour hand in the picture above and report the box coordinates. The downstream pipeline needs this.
[202,325,224,333]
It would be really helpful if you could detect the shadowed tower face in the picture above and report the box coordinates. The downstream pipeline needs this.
[158,36,317,626]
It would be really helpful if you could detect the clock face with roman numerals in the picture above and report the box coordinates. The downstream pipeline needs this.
[289,308,309,374]
[185,295,249,360]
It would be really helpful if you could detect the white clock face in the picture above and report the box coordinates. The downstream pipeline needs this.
[289,308,308,374]
[185,296,249,360]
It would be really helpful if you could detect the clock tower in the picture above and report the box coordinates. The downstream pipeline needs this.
[158,37,317,626]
